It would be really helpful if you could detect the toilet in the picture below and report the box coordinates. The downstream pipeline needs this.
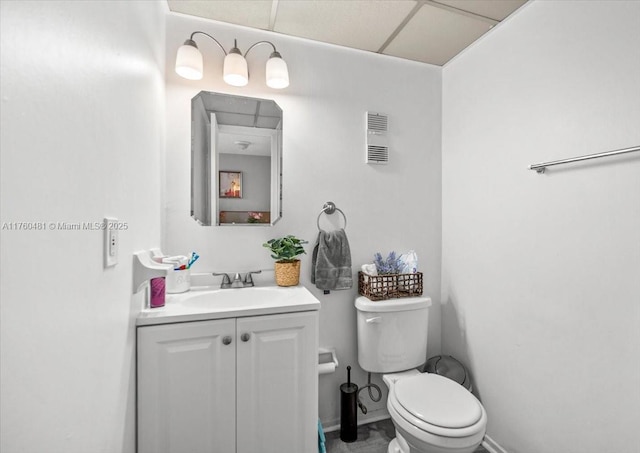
[355,296,487,453]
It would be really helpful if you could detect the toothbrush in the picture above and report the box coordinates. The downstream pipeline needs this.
[187,252,199,269]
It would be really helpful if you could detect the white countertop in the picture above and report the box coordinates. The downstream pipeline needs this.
[137,284,321,326]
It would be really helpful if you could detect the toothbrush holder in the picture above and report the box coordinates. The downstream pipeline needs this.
[166,268,191,294]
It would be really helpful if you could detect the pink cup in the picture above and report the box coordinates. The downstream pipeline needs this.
[150,277,166,308]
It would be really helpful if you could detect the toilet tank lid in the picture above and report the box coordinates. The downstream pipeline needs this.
[355,296,431,312]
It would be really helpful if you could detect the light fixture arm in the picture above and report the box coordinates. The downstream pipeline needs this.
[189,31,228,56]
[244,40,280,58]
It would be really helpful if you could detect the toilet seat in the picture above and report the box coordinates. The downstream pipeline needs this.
[389,373,486,439]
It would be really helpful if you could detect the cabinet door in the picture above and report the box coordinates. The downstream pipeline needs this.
[137,319,236,453]
[236,311,318,453]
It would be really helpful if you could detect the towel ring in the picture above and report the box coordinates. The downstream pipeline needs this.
[317,201,347,230]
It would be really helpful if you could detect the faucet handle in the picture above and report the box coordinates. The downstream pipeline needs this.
[212,272,232,288]
[243,270,262,286]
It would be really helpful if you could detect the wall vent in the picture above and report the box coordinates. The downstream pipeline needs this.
[367,112,388,133]
[365,112,389,164]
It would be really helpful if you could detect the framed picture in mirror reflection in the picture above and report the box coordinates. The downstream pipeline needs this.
[219,171,242,199]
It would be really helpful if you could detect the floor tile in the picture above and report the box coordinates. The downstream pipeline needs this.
[325,418,488,453]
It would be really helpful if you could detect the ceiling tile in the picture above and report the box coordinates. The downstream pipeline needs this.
[274,0,418,52]
[168,0,273,30]
[167,0,529,67]
[383,3,492,65]
[434,0,527,21]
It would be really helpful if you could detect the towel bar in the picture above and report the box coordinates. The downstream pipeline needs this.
[529,145,640,174]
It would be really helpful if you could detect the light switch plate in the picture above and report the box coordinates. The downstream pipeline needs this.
[104,217,118,267]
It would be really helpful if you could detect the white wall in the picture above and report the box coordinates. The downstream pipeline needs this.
[165,13,442,426]
[0,1,166,452]
[442,1,640,452]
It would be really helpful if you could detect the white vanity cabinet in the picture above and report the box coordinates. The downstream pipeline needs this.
[137,310,318,453]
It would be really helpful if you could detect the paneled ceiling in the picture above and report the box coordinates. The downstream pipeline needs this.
[167,0,528,66]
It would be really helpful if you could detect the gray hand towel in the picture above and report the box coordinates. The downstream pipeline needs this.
[311,229,353,290]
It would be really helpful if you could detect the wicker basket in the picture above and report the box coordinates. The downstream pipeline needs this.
[274,260,301,287]
[358,271,423,301]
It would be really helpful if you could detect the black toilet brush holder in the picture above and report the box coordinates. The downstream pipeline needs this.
[340,365,358,442]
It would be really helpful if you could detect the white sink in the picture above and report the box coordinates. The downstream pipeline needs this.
[181,286,298,310]
[137,285,320,326]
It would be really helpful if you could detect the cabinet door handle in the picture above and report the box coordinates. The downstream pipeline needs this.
[222,335,232,345]
[241,333,251,342]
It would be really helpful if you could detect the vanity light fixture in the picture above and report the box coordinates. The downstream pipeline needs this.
[175,32,289,89]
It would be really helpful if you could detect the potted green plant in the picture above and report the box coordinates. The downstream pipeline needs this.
[263,235,308,286]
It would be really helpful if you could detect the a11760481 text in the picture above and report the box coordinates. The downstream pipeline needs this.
[1,221,129,231]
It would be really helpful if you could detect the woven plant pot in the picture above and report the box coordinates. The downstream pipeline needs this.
[274,260,301,287]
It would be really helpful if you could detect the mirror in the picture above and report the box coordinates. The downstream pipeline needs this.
[191,91,282,226]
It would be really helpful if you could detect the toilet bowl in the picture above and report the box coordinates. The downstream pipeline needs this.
[384,370,487,453]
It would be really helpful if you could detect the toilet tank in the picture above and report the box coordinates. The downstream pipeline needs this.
[355,296,432,373]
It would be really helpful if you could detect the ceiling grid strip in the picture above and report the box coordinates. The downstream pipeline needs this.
[426,0,499,25]
[377,0,427,54]
[269,0,279,31]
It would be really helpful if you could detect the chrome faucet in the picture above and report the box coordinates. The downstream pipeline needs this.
[231,273,244,288]
[212,270,262,289]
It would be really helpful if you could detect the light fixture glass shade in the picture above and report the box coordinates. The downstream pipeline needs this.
[223,51,248,87]
[175,40,203,80]
[266,53,289,89]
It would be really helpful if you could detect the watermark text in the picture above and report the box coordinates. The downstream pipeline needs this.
[2,220,129,231]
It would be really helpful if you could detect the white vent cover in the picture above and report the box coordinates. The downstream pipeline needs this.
[366,112,389,164]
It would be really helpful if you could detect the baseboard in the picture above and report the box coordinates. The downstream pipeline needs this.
[482,434,509,453]
[322,411,391,433]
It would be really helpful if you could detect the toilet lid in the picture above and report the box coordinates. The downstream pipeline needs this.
[393,374,483,429]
